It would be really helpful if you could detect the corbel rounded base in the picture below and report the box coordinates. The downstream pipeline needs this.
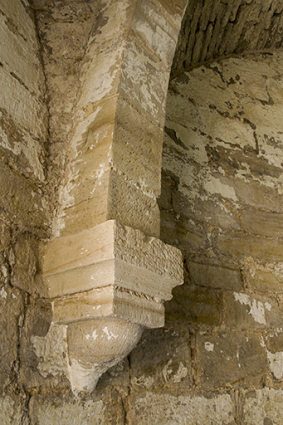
[67,318,142,392]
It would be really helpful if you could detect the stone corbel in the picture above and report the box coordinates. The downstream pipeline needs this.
[43,220,183,392]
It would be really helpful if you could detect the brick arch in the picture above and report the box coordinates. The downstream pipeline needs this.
[172,0,283,77]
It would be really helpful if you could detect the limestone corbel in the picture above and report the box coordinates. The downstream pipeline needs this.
[43,220,183,392]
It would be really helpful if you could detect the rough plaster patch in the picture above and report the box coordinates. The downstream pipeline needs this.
[205,342,214,352]
[103,327,118,340]
[0,287,7,299]
[204,176,238,201]
[267,350,283,379]
[1,265,8,278]
[234,292,267,324]
[31,323,68,378]
[172,362,188,383]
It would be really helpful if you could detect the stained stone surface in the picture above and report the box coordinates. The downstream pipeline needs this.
[1,0,283,423]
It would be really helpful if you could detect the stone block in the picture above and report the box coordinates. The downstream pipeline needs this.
[243,388,283,425]
[198,331,268,389]
[263,330,283,381]
[87,0,135,45]
[60,169,109,237]
[119,36,169,127]
[189,262,243,291]
[127,392,235,425]
[192,196,240,231]
[224,292,281,330]
[71,96,117,180]
[130,325,192,392]
[108,169,160,237]
[132,0,180,67]
[19,299,57,391]
[0,283,24,392]
[52,286,165,329]
[216,232,283,262]
[44,220,182,294]
[0,395,23,425]
[78,31,125,107]
[0,162,49,238]
[175,219,208,253]
[233,179,283,212]
[113,96,163,196]
[10,233,46,296]
[265,330,283,354]
[166,282,222,325]
[29,395,107,425]
[0,220,10,253]
[246,269,283,294]
[43,220,183,327]
[240,209,283,237]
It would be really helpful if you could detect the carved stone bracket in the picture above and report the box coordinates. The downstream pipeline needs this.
[43,220,183,392]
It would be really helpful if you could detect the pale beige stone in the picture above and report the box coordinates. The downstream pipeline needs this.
[43,220,183,391]
[127,392,235,424]
[0,396,23,425]
[29,395,106,425]
[52,286,165,328]
[67,319,142,392]
[44,220,183,299]
[243,388,283,425]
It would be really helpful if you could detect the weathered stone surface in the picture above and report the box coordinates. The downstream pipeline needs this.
[0,0,48,183]
[233,179,283,213]
[59,170,110,237]
[0,156,49,239]
[0,395,23,425]
[161,210,208,253]
[19,299,65,391]
[44,220,183,299]
[240,208,283,237]
[131,0,181,67]
[127,392,236,424]
[260,329,283,381]
[173,0,283,76]
[43,219,183,391]
[198,332,268,389]
[166,282,222,325]
[52,286,165,329]
[67,319,142,392]
[246,268,283,294]
[113,97,163,197]
[2,0,283,422]
[224,292,281,330]
[189,262,243,291]
[108,168,161,238]
[29,391,127,425]
[10,233,46,296]
[130,326,192,392]
[29,395,106,425]
[243,388,283,425]
[119,36,169,127]
[216,232,283,263]
[0,283,24,392]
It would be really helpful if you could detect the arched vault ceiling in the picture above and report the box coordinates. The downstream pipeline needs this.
[172,0,283,77]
